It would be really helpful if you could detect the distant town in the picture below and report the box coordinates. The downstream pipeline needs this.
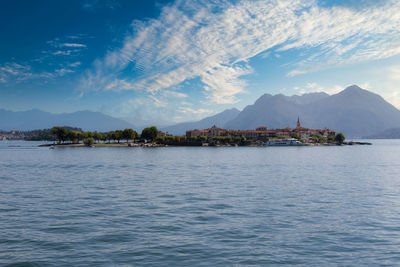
[0,117,371,147]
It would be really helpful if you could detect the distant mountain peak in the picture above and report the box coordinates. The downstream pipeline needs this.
[341,85,366,94]
[346,84,362,90]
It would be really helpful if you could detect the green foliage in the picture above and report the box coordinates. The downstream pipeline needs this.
[83,137,95,146]
[328,134,335,141]
[213,136,232,144]
[335,133,346,144]
[93,132,103,143]
[51,127,68,143]
[77,132,84,142]
[199,136,207,142]
[156,136,166,143]
[175,136,186,142]
[234,135,246,143]
[23,129,56,141]
[122,128,138,142]
[84,132,93,139]
[106,131,114,143]
[311,135,323,143]
[66,131,78,143]
[141,126,158,141]
[114,130,123,143]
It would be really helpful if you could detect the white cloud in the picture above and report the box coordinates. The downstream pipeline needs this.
[83,0,400,105]
[62,43,87,48]
[149,95,167,107]
[0,63,33,83]
[55,68,75,76]
[178,107,213,115]
[0,61,77,84]
[163,90,188,98]
[293,82,344,95]
[69,61,81,67]
[383,65,400,108]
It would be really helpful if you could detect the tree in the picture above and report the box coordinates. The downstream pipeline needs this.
[83,137,94,146]
[156,136,166,143]
[199,136,207,142]
[114,130,123,143]
[141,126,158,141]
[93,132,103,143]
[334,133,346,144]
[51,127,68,144]
[66,131,78,143]
[77,132,84,143]
[84,131,93,139]
[106,132,114,143]
[122,128,137,142]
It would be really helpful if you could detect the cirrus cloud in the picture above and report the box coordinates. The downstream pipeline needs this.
[82,0,400,104]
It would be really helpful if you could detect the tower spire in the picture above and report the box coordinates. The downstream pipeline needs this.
[297,116,301,128]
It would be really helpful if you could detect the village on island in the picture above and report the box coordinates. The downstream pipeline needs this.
[1,116,370,147]
[185,117,338,146]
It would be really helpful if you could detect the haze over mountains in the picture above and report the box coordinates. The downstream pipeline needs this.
[1,85,400,138]
[0,109,135,132]
[161,108,240,135]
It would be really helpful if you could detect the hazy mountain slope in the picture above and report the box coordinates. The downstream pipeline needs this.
[224,94,302,130]
[364,128,400,139]
[162,108,240,135]
[304,85,400,137]
[0,109,135,131]
[287,92,329,105]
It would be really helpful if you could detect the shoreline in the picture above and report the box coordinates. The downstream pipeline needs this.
[39,141,372,148]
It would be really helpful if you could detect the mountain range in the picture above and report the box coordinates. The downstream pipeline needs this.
[165,85,400,138]
[0,109,135,132]
[224,85,400,138]
[2,85,400,138]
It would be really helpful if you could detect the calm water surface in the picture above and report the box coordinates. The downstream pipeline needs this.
[1,140,400,266]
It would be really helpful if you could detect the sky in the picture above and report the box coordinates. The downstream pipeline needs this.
[1,0,400,124]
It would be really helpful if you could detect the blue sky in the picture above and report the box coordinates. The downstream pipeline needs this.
[1,0,400,124]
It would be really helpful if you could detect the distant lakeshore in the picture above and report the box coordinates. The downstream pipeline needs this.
[7,118,371,148]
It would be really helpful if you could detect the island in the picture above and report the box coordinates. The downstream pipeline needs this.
[8,117,368,148]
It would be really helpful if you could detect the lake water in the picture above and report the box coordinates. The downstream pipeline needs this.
[1,140,400,266]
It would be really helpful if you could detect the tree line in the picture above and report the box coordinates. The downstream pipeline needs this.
[51,126,159,144]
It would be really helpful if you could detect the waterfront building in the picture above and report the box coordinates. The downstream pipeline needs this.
[186,117,336,142]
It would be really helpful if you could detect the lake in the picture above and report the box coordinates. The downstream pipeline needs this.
[1,140,400,266]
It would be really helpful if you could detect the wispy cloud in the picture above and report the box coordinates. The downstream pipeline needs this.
[0,58,82,84]
[69,61,82,67]
[45,37,87,57]
[163,90,188,98]
[82,0,120,11]
[148,95,167,107]
[178,107,213,115]
[61,43,87,48]
[82,0,400,104]
[292,82,344,95]
[0,63,33,83]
